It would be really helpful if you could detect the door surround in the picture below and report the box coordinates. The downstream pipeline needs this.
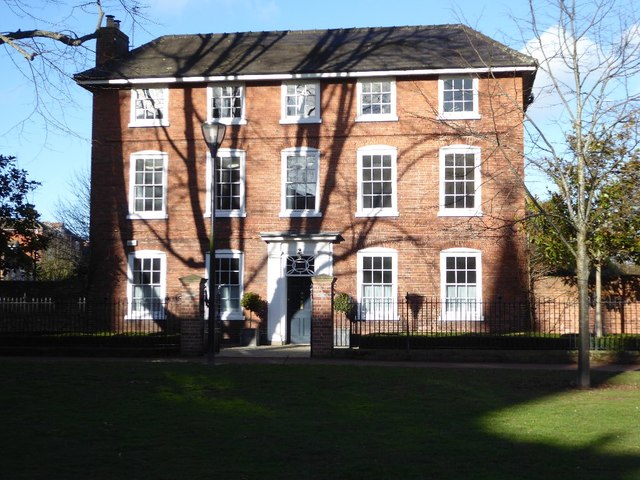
[260,232,340,345]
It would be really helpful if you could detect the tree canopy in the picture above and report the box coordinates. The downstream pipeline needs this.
[0,154,45,277]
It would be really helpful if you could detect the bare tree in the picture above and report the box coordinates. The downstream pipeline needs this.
[411,0,639,388]
[1,0,149,135]
[55,167,90,241]
[519,0,640,388]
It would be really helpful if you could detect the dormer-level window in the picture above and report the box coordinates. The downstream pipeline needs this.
[439,76,480,120]
[208,83,246,125]
[280,81,321,124]
[129,88,169,127]
[356,78,398,122]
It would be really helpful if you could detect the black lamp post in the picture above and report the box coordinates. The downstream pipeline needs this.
[201,120,227,362]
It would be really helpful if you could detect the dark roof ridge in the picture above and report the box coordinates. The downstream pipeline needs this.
[76,23,537,84]
[455,24,537,67]
[150,23,468,41]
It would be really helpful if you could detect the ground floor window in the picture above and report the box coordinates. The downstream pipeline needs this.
[357,248,397,320]
[127,251,166,319]
[206,250,244,320]
[440,248,482,320]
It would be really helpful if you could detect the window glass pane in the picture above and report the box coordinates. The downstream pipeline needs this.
[360,80,393,116]
[443,150,477,210]
[442,77,475,113]
[133,156,164,213]
[215,155,242,211]
[285,153,318,211]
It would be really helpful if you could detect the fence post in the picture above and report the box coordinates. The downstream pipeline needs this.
[311,274,335,358]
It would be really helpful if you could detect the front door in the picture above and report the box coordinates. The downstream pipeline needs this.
[287,276,312,344]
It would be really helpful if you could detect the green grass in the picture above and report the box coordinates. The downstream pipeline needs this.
[0,359,639,480]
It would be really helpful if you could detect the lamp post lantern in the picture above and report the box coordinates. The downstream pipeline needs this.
[201,120,227,362]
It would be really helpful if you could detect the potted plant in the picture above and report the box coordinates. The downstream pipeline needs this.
[240,292,265,346]
[334,292,356,321]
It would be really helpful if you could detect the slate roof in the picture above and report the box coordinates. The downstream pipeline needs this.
[75,24,536,83]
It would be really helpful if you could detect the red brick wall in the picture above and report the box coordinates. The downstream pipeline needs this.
[89,74,528,306]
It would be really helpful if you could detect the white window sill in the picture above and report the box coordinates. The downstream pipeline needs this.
[279,211,322,218]
[439,314,484,322]
[125,314,167,321]
[437,209,483,217]
[204,211,247,218]
[355,114,399,123]
[210,118,247,126]
[128,121,170,128]
[127,213,169,220]
[280,118,322,125]
[220,313,245,321]
[355,210,399,218]
[437,113,482,121]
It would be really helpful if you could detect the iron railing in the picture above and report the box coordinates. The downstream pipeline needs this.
[333,297,640,351]
[0,298,184,350]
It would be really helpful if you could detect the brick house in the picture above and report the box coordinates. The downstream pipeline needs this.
[75,17,537,344]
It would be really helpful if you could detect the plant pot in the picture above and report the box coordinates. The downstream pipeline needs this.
[240,328,258,347]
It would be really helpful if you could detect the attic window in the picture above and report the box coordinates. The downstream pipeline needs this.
[438,76,480,120]
[280,81,321,124]
[208,83,246,125]
[129,88,169,127]
[356,78,398,122]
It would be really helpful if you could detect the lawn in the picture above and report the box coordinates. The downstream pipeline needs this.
[0,359,638,480]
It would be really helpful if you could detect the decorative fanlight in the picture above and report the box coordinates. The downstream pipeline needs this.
[286,249,315,276]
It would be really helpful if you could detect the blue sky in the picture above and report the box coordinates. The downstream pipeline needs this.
[1,0,541,221]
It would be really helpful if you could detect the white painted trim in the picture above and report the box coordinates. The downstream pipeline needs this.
[205,250,245,321]
[128,87,169,127]
[205,148,246,217]
[77,66,537,86]
[438,75,481,120]
[356,145,399,217]
[440,248,483,321]
[438,144,483,217]
[356,247,398,321]
[206,82,247,125]
[128,150,168,219]
[126,250,167,320]
[280,80,322,124]
[280,147,322,217]
[356,77,397,122]
[264,239,334,344]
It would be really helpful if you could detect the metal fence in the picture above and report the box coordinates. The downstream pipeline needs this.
[333,297,640,351]
[0,297,184,352]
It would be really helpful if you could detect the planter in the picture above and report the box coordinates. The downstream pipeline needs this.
[240,328,258,347]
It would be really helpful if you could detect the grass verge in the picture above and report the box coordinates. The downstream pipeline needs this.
[0,359,638,480]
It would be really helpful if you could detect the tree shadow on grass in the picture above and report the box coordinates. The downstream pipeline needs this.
[146,364,640,480]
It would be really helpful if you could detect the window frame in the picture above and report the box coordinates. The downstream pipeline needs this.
[127,150,169,220]
[440,248,483,321]
[438,76,481,120]
[280,81,321,124]
[207,83,247,125]
[280,147,322,218]
[129,87,169,127]
[357,248,398,321]
[438,145,482,217]
[205,250,244,321]
[356,145,399,217]
[205,148,246,218]
[356,78,398,122]
[126,250,167,320]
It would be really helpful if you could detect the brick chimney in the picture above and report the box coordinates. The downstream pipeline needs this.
[95,15,129,67]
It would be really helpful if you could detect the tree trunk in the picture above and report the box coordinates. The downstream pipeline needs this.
[595,261,603,338]
[576,232,591,388]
